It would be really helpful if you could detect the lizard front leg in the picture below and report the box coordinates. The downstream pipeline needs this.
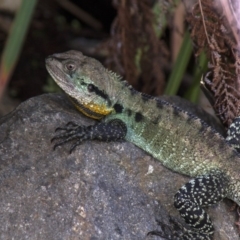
[52,119,127,153]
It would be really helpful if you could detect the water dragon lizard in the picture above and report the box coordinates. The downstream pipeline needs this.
[45,50,240,240]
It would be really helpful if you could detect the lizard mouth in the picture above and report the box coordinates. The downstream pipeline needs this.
[46,64,75,92]
[69,97,112,119]
[46,56,113,119]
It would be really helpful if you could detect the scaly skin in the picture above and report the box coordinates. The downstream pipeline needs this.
[46,50,240,239]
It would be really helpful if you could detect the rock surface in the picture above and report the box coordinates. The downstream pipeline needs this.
[0,93,238,240]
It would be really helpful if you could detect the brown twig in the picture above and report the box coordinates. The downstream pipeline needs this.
[198,0,210,46]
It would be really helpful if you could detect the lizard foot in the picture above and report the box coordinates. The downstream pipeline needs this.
[148,217,212,240]
[54,121,79,132]
[52,123,90,152]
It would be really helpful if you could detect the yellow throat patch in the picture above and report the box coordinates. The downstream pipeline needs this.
[70,97,113,119]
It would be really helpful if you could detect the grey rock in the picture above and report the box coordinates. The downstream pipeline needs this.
[0,93,238,240]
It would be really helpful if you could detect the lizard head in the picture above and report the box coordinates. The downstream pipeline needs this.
[46,50,118,119]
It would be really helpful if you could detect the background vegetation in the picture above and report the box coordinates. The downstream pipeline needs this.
[0,0,239,127]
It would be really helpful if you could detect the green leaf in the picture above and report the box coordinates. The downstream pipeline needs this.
[164,31,193,95]
[0,0,38,98]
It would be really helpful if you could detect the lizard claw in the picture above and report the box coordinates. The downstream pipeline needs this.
[66,121,79,127]
[53,141,64,150]
[69,139,83,153]
[55,127,67,132]
[51,123,90,151]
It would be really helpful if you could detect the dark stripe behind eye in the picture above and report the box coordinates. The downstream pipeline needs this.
[89,84,109,101]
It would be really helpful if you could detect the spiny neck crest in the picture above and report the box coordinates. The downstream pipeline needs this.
[105,69,123,82]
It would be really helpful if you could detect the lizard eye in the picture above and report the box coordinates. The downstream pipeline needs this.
[88,84,94,92]
[66,63,75,71]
